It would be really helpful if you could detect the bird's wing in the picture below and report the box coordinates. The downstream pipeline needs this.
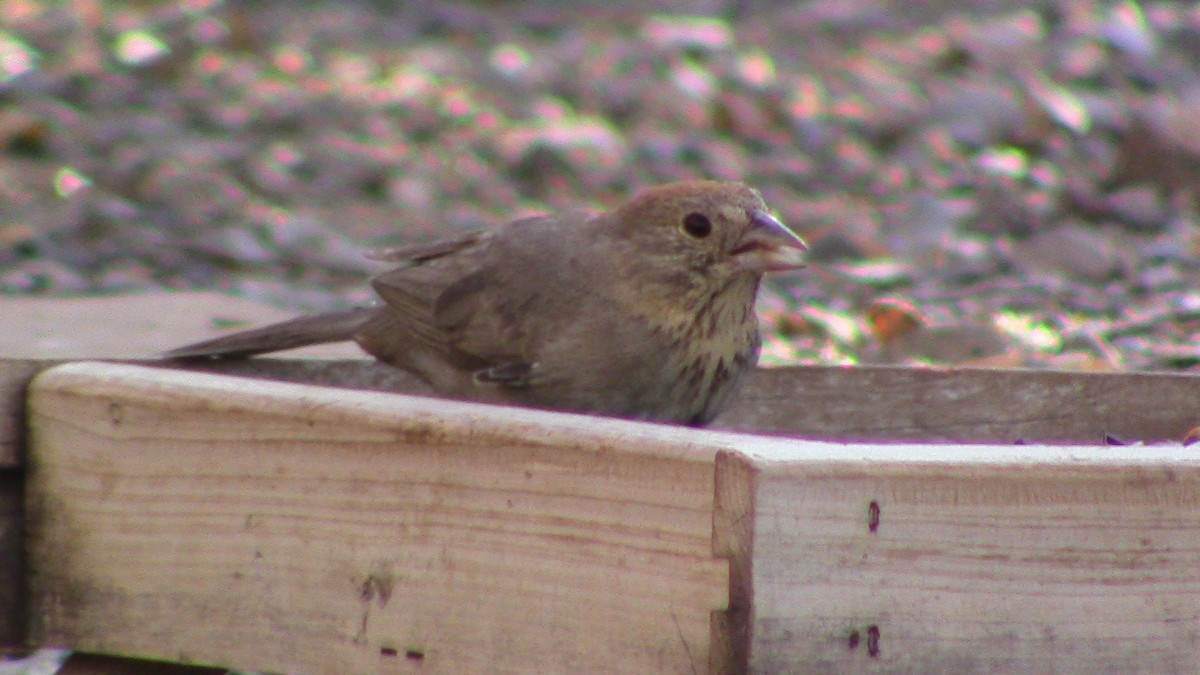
[432,213,596,386]
[428,267,534,380]
[368,219,555,381]
[369,236,487,354]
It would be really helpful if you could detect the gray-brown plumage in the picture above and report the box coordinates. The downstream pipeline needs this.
[166,180,807,425]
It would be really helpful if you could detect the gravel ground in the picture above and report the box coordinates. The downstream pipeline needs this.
[3,0,1200,371]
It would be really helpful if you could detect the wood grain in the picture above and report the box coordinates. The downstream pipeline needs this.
[125,360,1200,445]
[722,364,1200,444]
[9,357,1200,468]
[20,360,1200,672]
[160,360,1200,444]
[717,441,1200,673]
[26,362,728,674]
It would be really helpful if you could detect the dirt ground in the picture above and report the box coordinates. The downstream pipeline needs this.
[3,0,1200,371]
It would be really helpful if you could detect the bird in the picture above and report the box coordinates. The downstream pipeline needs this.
[165,180,807,425]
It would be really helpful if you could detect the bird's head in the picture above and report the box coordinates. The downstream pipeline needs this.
[601,181,807,289]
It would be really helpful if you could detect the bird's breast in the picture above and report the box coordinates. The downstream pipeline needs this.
[644,288,761,424]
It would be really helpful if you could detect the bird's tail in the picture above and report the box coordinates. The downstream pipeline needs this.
[163,307,375,359]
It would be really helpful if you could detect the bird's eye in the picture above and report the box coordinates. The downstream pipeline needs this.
[682,212,712,239]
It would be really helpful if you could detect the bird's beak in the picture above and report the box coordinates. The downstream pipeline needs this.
[731,210,808,272]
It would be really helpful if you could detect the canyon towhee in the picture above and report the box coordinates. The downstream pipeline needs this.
[167,180,807,425]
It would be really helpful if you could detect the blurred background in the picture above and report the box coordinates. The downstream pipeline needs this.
[3,0,1200,370]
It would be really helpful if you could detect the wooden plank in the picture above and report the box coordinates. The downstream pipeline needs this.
[0,292,363,360]
[160,360,1200,444]
[22,360,1200,671]
[12,355,1200,467]
[6,291,1200,449]
[716,441,1200,673]
[25,362,729,674]
[722,365,1200,444]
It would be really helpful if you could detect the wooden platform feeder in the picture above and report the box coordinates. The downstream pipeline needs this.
[4,353,1200,673]
[2,290,1200,672]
